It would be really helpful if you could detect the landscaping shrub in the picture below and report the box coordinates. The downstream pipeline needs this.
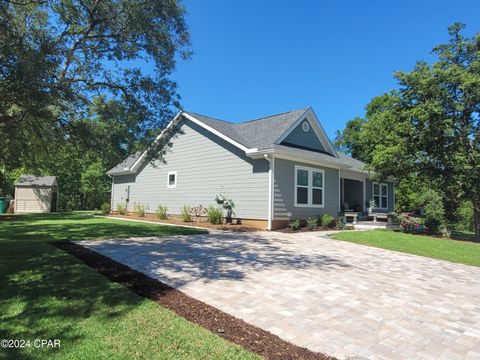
[395,212,424,233]
[320,214,335,228]
[133,203,146,217]
[181,205,192,222]
[334,216,345,230]
[116,203,127,215]
[288,219,301,231]
[155,205,168,220]
[207,206,223,225]
[306,217,318,230]
[100,202,111,215]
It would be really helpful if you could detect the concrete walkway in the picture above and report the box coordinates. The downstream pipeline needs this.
[78,231,480,360]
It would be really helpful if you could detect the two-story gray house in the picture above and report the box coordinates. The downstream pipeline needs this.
[107,107,394,230]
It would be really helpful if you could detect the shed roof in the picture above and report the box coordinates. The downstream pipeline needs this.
[15,175,57,187]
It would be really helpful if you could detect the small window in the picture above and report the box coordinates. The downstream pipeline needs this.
[294,166,324,207]
[302,121,310,132]
[372,182,388,209]
[167,171,177,188]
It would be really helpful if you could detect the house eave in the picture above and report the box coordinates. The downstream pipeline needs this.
[246,148,352,170]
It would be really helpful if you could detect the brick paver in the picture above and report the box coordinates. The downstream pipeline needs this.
[78,231,480,359]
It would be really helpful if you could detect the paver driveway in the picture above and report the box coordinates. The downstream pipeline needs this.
[78,230,480,360]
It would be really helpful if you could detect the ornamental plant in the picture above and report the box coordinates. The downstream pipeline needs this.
[181,205,192,222]
[190,205,207,221]
[155,205,168,220]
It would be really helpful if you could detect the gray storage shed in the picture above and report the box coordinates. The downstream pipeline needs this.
[14,175,59,213]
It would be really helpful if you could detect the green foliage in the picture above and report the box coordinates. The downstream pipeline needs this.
[207,206,223,225]
[419,190,445,234]
[456,201,474,232]
[333,117,369,162]
[334,23,480,241]
[320,214,335,228]
[155,205,168,220]
[0,0,191,210]
[133,203,146,217]
[288,219,301,231]
[116,203,127,215]
[180,205,192,222]
[306,217,318,230]
[100,202,111,215]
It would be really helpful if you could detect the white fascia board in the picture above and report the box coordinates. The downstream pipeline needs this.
[124,111,256,175]
[129,111,183,173]
[247,148,350,170]
[182,113,251,152]
[274,107,339,159]
[274,108,310,144]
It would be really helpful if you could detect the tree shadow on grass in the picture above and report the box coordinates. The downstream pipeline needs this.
[0,240,147,360]
[80,231,352,288]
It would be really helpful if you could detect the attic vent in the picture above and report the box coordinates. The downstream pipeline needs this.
[302,121,310,132]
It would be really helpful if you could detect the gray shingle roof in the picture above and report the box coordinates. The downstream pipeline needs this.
[107,108,368,174]
[15,175,57,187]
[185,108,309,149]
[107,152,141,175]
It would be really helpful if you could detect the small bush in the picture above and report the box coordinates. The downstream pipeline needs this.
[133,203,146,217]
[155,205,168,220]
[181,205,192,222]
[116,203,127,215]
[420,189,445,234]
[334,216,344,229]
[207,206,223,225]
[288,219,301,231]
[306,217,318,230]
[396,212,424,233]
[320,214,335,228]
[100,202,111,215]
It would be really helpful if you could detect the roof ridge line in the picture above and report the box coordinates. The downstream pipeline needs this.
[238,107,309,124]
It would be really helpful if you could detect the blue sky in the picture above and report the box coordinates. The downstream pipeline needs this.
[172,0,480,138]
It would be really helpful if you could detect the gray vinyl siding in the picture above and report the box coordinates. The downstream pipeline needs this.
[111,119,270,219]
[365,179,394,213]
[281,120,326,152]
[273,158,339,220]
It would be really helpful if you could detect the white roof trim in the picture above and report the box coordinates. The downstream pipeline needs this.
[274,107,339,158]
[182,113,252,152]
[111,111,257,175]
[246,148,351,170]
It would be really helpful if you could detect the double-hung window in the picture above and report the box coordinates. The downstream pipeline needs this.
[294,166,324,207]
[373,182,388,209]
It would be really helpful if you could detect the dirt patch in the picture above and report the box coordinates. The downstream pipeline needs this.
[54,241,336,360]
[106,213,260,232]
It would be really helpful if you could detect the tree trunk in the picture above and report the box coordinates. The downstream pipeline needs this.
[473,200,480,243]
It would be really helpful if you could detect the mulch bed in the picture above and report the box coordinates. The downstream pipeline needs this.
[54,241,336,360]
[275,226,335,233]
[106,214,260,232]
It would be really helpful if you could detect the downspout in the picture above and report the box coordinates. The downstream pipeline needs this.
[108,174,114,213]
[264,154,274,231]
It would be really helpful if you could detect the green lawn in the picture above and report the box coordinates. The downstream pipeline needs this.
[0,212,259,360]
[331,229,480,267]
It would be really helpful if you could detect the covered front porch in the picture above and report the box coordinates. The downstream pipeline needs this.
[339,170,390,226]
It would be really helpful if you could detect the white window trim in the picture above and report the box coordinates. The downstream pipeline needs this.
[294,165,325,208]
[372,182,388,209]
[167,171,177,189]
